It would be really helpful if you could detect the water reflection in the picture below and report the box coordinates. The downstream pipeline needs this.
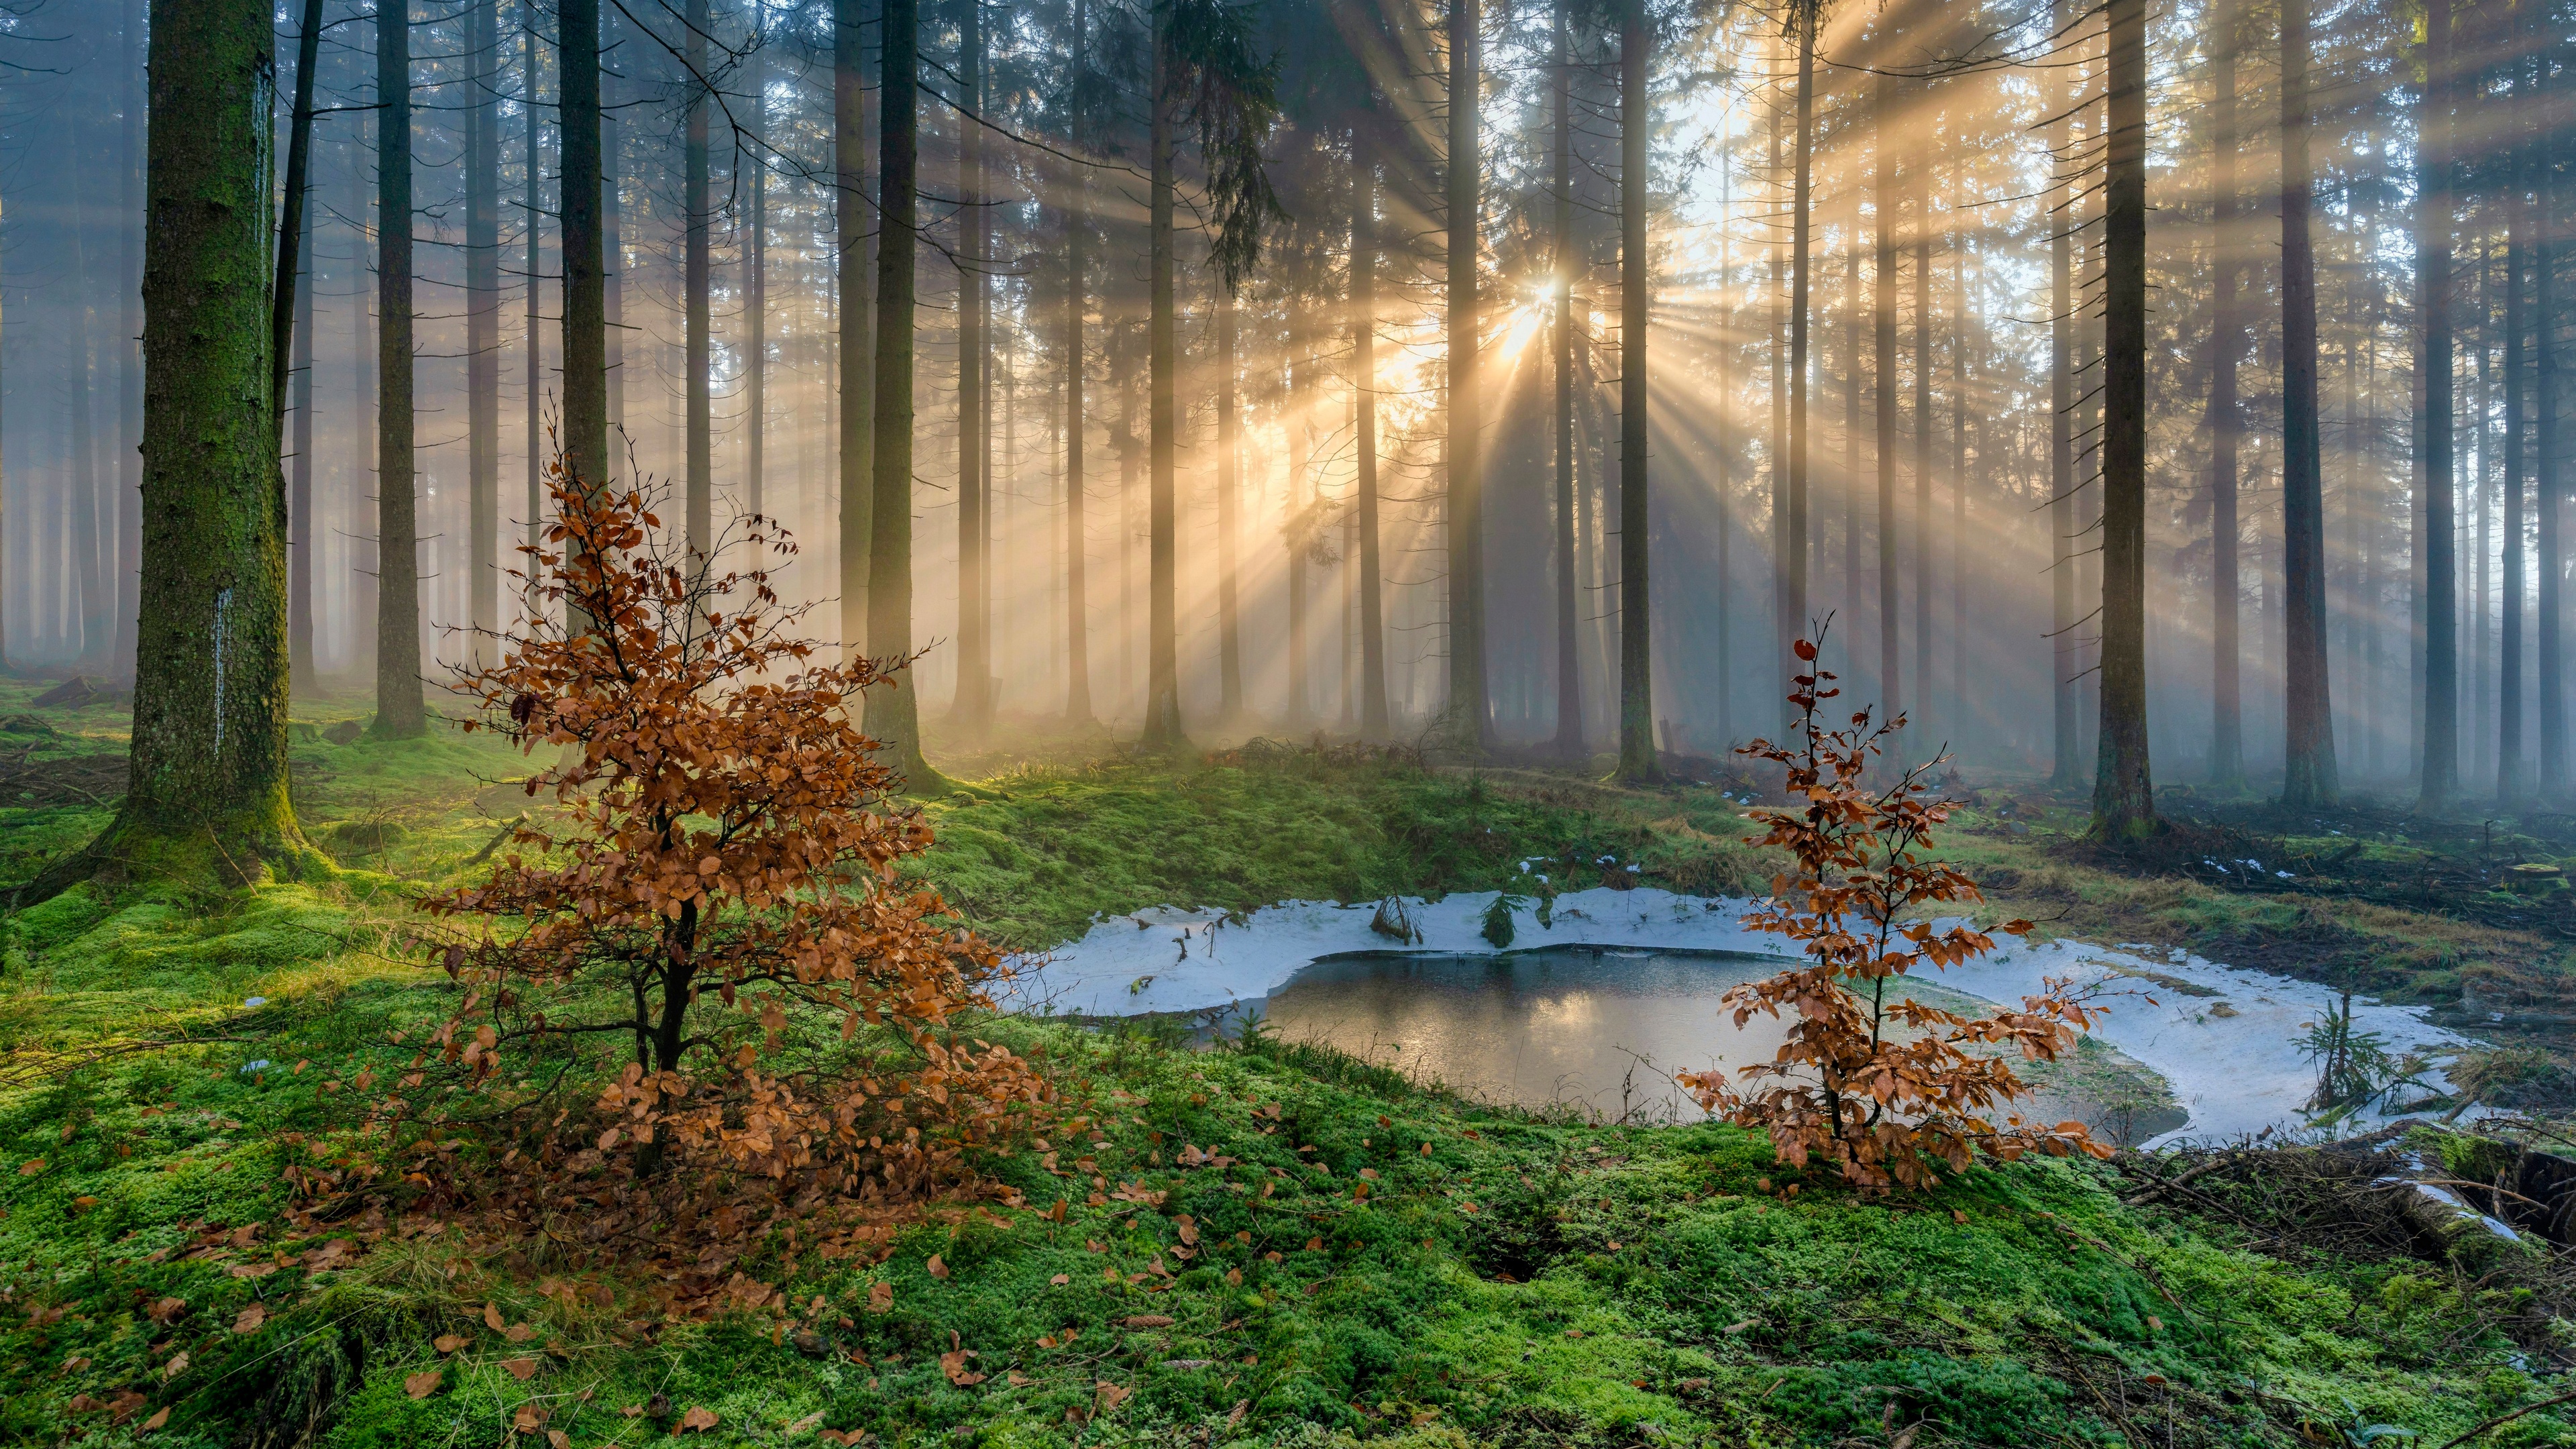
[1256,947,2186,1140]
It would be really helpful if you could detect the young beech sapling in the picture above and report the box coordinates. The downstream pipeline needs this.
[1679,627,2110,1191]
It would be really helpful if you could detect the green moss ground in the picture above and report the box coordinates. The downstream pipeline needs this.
[0,700,2566,1445]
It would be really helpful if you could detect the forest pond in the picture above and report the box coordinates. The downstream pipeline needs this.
[1250,946,2188,1143]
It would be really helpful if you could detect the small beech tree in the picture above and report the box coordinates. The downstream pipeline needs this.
[1680,626,2110,1192]
[413,462,1049,1215]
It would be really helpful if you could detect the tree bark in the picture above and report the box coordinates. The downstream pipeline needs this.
[1063,0,1093,724]
[2279,0,2336,806]
[1354,162,1388,739]
[375,0,425,737]
[955,0,993,735]
[1218,282,1242,724]
[1873,66,1900,721]
[290,177,317,692]
[836,0,872,660]
[2048,0,2080,792]
[468,0,500,663]
[523,0,544,620]
[561,0,607,488]
[746,9,766,538]
[2418,0,2458,810]
[861,0,938,786]
[2089,0,2156,839]
[2541,94,2565,798]
[684,0,712,564]
[1446,0,1487,748]
[1140,0,1184,749]
[25,0,316,902]
[1781,1,1815,729]
[1554,0,1582,758]
[2206,0,2245,790]
[2500,35,2534,803]
[1614,0,1658,782]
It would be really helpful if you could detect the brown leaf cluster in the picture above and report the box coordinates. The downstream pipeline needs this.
[1676,629,2112,1192]
[378,464,1051,1246]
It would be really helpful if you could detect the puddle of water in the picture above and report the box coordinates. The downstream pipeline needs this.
[1253,946,2186,1140]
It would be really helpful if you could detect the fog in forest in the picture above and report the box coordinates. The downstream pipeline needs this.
[2,0,2565,800]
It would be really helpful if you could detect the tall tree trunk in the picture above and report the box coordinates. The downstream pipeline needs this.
[70,158,109,669]
[2418,0,2458,810]
[290,180,317,692]
[1285,321,1308,726]
[1951,217,1968,742]
[561,0,607,488]
[1446,0,1486,748]
[2206,0,2245,789]
[2279,0,2336,806]
[1063,1,1092,724]
[350,125,377,673]
[1140,0,1183,749]
[114,0,145,678]
[1781,1,1815,722]
[1553,0,1582,757]
[1766,30,1785,738]
[836,0,872,659]
[603,60,625,439]
[2500,40,2533,802]
[25,0,313,902]
[1614,0,1657,781]
[1216,282,1243,723]
[1872,66,1899,719]
[2089,0,2155,838]
[1913,166,1933,735]
[862,0,937,786]
[525,0,544,618]
[2047,0,2080,792]
[376,0,425,737]
[468,0,500,663]
[746,9,766,538]
[2541,101,2565,798]
[956,0,993,735]
[685,0,712,562]
[1354,164,1388,739]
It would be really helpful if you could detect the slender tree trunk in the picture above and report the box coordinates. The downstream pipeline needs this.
[523,0,544,619]
[684,0,712,562]
[2419,0,2458,810]
[1354,164,1388,739]
[1140,0,1183,749]
[290,182,317,692]
[956,0,993,734]
[1446,0,1487,747]
[468,0,500,663]
[2048,0,2080,792]
[1218,283,1242,724]
[1873,67,1900,719]
[603,62,625,439]
[2090,0,2155,838]
[836,0,872,659]
[2542,115,2565,798]
[1913,168,1933,734]
[2279,0,2336,806]
[862,0,936,785]
[1781,2,1815,721]
[1951,221,1968,742]
[2207,0,2245,789]
[26,0,313,902]
[376,0,425,737]
[1063,4,1092,724]
[1766,32,1785,735]
[746,10,766,538]
[1553,0,1583,757]
[2500,41,2534,802]
[70,162,109,669]
[561,0,607,487]
[350,125,377,673]
[1285,322,1309,727]
[1615,0,1658,780]
[114,0,145,676]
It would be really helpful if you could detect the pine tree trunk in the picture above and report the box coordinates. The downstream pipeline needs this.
[2418,0,2459,810]
[290,190,317,692]
[685,0,712,563]
[275,0,323,690]
[862,0,936,786]
[1614,0,1658,782]
[523,0,545,619]
[1354,164,1387,739]
[2500,34,2534,802]
[2089,0,2157,839]
[1872,66,1900,721]
[1063,6,1092,725]
[1782,1,1815,729]
[2279,0,2337,806]
[1913,176,1934,736]
[2048,0,2080,792]
[1553,0,1582,758]
[1446,0,1487,748]
[955,0,991,734]
[2207,0,2245,790]
[468,0,500,663]
[25,0,316,902]
[2540,101,2565,798]
[836,0,872,659]
[114,0,146,677]
[1140,0,1183,749]
[746,12,766,537]
[375,0,425,737]
[560,0,607,490]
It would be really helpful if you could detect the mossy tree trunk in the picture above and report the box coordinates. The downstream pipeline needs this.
[25,0,318,901]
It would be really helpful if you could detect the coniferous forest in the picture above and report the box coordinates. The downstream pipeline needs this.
[8,0,2576,1440]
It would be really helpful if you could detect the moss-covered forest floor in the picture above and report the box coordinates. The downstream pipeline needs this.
[3,678,2575,1446]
